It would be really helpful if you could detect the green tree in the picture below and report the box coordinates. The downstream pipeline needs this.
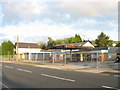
[83,39,92,43]
[55,39,64,45]
[64,38,72,44]
[67,34,82,43]
[115,43,120,47]
[47,34,83,46]
[40,43,46,49]
[2,41,14,55]
[74,34,82,43]
[95,32,113,47]
[69,37,75,43]
[47,37,55,47]
[0,45,2,55]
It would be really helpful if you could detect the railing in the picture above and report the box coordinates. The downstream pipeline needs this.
[0,52,118,69]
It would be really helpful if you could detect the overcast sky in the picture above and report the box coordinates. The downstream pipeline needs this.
[0,0,119,43]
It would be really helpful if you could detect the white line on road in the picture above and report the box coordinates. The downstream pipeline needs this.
[114,75,119,77]
[41,73,75,82]
[0,82,11,90]
[4,65,13,69]
[101,74,109,76]
[102,85,120,90]
[17,68,32,73]
[2,83,10,89]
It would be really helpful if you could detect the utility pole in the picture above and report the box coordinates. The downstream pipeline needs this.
[16,35,19,61]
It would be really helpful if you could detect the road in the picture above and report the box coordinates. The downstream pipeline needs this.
[1,62,119,89]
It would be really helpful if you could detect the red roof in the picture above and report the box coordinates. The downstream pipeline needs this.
[15,42,40,48]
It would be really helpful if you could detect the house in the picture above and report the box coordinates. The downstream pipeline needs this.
[14,42,41,60]
[64,42,94,48]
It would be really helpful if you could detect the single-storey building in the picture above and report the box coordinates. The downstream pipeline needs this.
[14,42,41,60]
[14,42,52,60]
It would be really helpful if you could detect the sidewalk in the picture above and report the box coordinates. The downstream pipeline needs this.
[1,60,120,76]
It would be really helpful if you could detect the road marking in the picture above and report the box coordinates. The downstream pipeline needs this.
[114,75,119,77]
[101,74,109,76]
[41,73,75,82]
[0,82,11,90]
[4,65,13,69]
[17,68,32,73]
[2,83,9,89]
[101,74,120,77]
[102,85,120,90]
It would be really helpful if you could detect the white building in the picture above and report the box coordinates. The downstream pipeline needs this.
[14,42,51,60]
[14,42,41,60]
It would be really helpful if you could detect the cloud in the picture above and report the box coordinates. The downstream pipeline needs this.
[0,22,118,43]
[1,0,118,26]
[55,0,118,17]
[1,0,47,25]
[0,0,118,43]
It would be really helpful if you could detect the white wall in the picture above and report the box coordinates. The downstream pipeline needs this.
[18,48,41,53]
[82,42,94,48]
[91,50,108,53]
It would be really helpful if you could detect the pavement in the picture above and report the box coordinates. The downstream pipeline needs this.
[1,60,120,76]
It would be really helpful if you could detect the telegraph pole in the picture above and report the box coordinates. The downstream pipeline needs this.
[16,35,19,61]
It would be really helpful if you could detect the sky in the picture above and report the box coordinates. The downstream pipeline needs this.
[0,0,119,44]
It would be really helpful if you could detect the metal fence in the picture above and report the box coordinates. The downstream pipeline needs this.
[0,52,117,62]
[0,52,118,69]
[1,55,16,61]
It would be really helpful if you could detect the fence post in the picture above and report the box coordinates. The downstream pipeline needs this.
[36,54,37,61]
[43,53,44,63]
[96,53,99,68]
[70,49,72,62]
[53,54,55,64]
[80,53,83,61]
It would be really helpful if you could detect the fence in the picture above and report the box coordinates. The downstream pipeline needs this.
[1,55,16,61]
[0,52,118,69]
[0,52,117,62]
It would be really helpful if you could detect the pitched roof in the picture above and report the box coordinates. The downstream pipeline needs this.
[56,42,87,47]
[15,42,40,48]
[65,42,86,46]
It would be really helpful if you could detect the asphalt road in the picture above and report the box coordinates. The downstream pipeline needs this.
[1,62,119,89]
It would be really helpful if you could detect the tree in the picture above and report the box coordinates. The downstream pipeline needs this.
[0,45,2,55]
[55,39,64,45]
[40,43,46,49]
[74,34,82,43]
[47,34,83,46]
[64,34,82,44]
[115,43,120,47]
[83,39,92,43]
[1,41,14,55]
[64,38,72,44]
[47,37,56,47]
[95,32,113,47]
